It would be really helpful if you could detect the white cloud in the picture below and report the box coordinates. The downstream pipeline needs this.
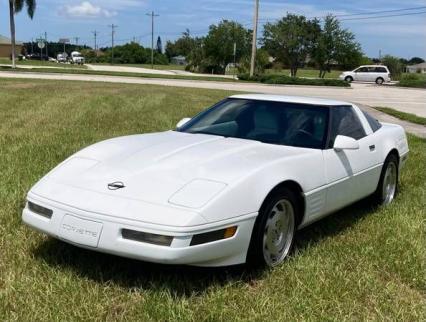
[60,1,117,18]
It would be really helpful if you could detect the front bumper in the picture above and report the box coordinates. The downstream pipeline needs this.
[22,195,257,267]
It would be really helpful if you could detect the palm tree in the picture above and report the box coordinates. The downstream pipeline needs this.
[9,0,36,68]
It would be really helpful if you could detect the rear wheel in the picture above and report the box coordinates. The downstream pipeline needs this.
[373,154,399,205]
[344,76,353,83]
[376,77,384,85]
[247,187,298,267]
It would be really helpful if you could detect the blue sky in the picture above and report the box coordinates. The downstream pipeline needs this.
[0,0,425,58]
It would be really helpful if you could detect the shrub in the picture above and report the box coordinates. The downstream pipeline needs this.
[237,73,349,87]
[382,55,404,80]
[398,73,426,88]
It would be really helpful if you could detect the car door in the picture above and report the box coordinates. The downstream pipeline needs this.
[353,67,368,81]
[323,106,380,213]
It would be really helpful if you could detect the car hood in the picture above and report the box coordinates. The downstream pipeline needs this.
[31,131,314,211]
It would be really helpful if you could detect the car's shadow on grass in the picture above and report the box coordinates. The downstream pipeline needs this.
[32,197,380,297]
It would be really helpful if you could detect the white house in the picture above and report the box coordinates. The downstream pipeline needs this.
[406,62,426,74]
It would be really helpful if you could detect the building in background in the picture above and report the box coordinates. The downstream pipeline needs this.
[406,62,426,73]
[171,55,187,65]
[0,34,24,58]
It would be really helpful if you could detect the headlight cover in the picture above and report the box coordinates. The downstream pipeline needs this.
[168,179,227,208]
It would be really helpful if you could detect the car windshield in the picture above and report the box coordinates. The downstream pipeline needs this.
[178,98,330,149]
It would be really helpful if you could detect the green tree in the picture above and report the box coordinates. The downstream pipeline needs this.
[263,14,320,77]
[165,29,195,59]
[156,36,162,54]
[203,20,252,74]
[408,57,425,65]
[9,0,36,68]
[313,15,362,78]
[185,37,205,72]
[238,48,270,74]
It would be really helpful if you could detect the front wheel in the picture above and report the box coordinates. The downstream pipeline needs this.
[344,76,353,83]
[373,154,399,205]
[247,187,298,267]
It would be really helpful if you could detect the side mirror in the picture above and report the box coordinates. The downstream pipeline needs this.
[333,135,360,151]
[176,117,191,129]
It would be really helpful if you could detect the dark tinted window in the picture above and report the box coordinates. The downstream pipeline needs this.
[329,106,366,147]
[356,67,368,72]
[179,99,329,149]
[362,111,382,132]
[374,67,387,73]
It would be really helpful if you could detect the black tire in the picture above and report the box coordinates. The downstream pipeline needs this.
[373,154,399,205]
[376,77,384,85]
[246,187,299,267]
[344,76,353,83]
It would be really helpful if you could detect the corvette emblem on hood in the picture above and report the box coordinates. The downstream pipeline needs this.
[107,181,126,190]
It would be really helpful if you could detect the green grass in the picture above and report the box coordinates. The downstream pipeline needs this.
[0,79,425,321]
[0,66,235,82]
[374,107,426,126]
[0,57,87,69]
[397,73,426,89]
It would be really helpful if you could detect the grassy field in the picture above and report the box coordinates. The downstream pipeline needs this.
[0,66,235,82]
[0,57,87,69]
[0,79,424,321]
[374,107,426,126]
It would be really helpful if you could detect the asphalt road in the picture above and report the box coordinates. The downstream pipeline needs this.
[1,70,425,117]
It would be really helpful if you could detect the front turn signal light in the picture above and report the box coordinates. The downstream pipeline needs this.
[190,226,237,246]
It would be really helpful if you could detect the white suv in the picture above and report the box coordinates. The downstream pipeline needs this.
[339,65,391,84]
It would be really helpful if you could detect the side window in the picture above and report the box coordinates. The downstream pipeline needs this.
[329,106,366,147]
[375,67,387,73]
[356,67,368,72]
[362,111,382,132]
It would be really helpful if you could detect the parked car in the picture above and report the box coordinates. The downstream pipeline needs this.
[57,53,69,63]
[339,65,391,84]
[70,51,85,64]
[22,95,408,267]
[57,53,68,63]
[26,53,48,61]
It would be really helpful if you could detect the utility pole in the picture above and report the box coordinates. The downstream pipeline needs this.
[31,38,34,54]
[250,0,259,77]
[74,37,79,47]
[44,32,48,58]
[233,42,237,80]
[146,11,159,69]
[92,30,98,51]
[108,24,117,64]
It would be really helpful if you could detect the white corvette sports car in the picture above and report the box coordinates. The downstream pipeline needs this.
[23,95,409,267]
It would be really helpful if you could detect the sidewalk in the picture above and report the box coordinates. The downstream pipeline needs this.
[359,104,426,138]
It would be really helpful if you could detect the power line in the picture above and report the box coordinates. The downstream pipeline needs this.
[255,5,426,23]
[341,10,426,21]
[334,5,426,17]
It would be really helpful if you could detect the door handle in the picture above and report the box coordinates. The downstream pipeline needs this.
[369,145,376,151]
